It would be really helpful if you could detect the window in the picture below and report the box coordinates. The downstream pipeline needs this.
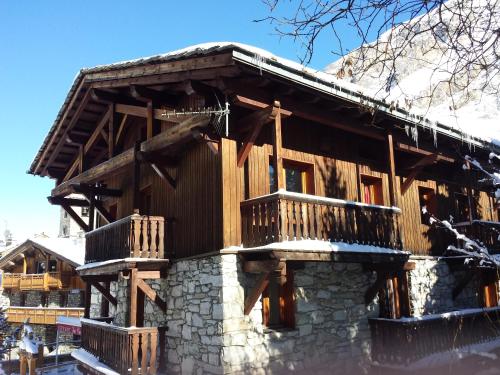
[455,193,470,223]
[419,187,437,224]
[49,260,57,272]
[35,261,46,274]
[379,273,410,319]
[60,292,68,307]
[81,207,89,217]
[483,282,499,308]
[360,175,383,205]
[268,160,314,194]
[262,269,295,329]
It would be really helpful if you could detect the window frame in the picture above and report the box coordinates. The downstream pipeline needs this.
[360,174,384,206]
[262,268,295,329]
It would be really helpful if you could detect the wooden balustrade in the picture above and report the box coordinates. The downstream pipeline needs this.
[369,307,500,365]
[85,214,165,264]
[6,307,84,325]
[241,191,403,249]
[2,272,78,291]
[454,220,500,253]
[81,319,158,375]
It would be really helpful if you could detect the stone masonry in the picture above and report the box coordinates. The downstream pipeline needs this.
[95,254,379,374]
[408,256,481,316]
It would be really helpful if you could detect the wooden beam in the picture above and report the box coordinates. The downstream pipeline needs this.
[233,95,292,117]
[137,278,167,313]
[191,129,219,155]
[407,153,439,170]
[84,283,91,319]
[243,259,281,273]
[132,142,141,212]
[401,168,422,196]
[92,199,114,224]
[41,89,92,175]
[386,131,397,207]
[244,271,270,315]
[115,114,128,147]
[236,106,277,167]
[71,184,122,197]
[130,85,175,104]
[150,163,176,189]
[108,104,115,158]
[52,148,134,197]
[90,281,117,306]
[129,268,138,326]
[141,115,212,154]
[147,101,154,139]
[59,203,89,232]
[83,107,112,155]
[397,142,454,163]
[271,102,284,191]
[47,196,89,207]
[62,155,80,183]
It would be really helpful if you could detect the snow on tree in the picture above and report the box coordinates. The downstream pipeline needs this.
[0,307,15,360]
[422,207,500,268]
[260,0,500,143]
[465,152,500,206]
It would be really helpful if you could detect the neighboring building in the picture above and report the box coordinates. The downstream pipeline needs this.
[28,43,500,374]
[58,194,89,239]
[0,237,86,346]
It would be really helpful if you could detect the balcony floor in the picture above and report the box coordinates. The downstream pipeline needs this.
[77,258,169,277]
[228,239,410,264]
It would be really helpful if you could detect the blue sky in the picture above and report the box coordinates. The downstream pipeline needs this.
[0,1,359,240]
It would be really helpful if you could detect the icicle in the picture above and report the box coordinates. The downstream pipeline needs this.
[411,124,419,147]
[251,53,266,76]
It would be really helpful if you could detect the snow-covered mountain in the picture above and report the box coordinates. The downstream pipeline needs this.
[324,0,500,144]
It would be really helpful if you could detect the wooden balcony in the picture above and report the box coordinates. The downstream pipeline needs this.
[454,220,500,253]
[2,272,81,291]
[369,307,500,366]
[6,307,84,325]
[81,319,158,374]
[241,191,403,250]
[85,214,165,264]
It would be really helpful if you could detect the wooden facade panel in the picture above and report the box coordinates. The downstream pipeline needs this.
[101,142,222,258]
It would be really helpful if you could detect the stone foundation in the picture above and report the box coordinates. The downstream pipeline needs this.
[93,254,378,374]
[408,256,481,316]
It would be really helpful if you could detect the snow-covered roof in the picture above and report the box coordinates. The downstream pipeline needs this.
[0,237,85,268]
[56,316,81,327]
[30,40,497,174]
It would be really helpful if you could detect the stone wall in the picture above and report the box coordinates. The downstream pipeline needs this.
[25,291,42,307]
[408,256,481,316]
[68,290,84,307]
[89,280,126,324]
[90,255,378,374]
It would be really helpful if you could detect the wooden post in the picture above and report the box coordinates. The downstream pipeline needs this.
[147,101,154,139]
[100,281,110,317]
[88,194,95,231]
[386,130,397,207]
[132,142,141,212]
[465,160,475,222]
[268,272,281,326]
[19,354,27,375]
[84,282,91,319]
[271,101,284,191]
[129,268,138,326]
[23,256,27,274]
[108,104,115,158]
[78,145,84,174]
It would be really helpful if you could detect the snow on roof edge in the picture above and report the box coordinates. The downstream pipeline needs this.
[29,42,497,175]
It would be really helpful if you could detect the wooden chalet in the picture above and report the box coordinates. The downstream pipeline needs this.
[0,238,85,326]
[28,43,500,374]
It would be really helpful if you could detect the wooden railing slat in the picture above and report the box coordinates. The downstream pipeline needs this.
[241,193,402,249]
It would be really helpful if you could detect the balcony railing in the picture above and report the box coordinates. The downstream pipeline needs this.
[241,191,403,249]
[85,214,165,264]
[454,220,500,253]
[369,307,500,366]
[2,272,79,291]
[6,307,84,325]
[81,319,158,375]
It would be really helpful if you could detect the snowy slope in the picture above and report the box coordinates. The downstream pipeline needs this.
[325,0,500,143]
